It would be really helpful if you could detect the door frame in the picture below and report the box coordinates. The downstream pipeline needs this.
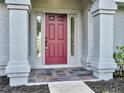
[34,8,82,67]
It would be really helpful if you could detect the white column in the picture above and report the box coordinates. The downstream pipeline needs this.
[91,0,117,80]
[5,0,31,86]
[82,5,94,70]
[86,10,94,70]
[0,3,9,76]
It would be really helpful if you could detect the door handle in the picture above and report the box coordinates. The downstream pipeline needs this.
[45,37,48,50]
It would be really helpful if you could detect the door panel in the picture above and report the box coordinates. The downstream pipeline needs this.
[45,13,67,65]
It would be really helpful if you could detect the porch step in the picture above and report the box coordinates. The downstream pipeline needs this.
[76,70,93,75]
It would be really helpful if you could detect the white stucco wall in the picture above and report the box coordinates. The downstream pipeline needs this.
[0,1,9,75]
[30,11,44,68]
[114,7,124,50]
[82,7,88,60]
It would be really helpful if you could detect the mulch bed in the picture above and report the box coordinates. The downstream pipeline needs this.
[85,78,124,93]
[1,76,124,93]
[0,76,50,93]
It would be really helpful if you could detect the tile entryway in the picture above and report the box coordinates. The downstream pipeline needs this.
[28,67,96,83]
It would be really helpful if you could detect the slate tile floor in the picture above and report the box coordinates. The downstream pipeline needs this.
[28,67,96,83]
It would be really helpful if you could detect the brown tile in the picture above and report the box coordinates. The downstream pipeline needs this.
[79,75,96,80]
[37,75,48,82]
[46,75,59,82]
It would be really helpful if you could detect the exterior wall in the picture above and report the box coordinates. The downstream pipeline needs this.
[30,11,42,68]
[0,1,9,75]
[114,7,124,50]
[82,7,88,64]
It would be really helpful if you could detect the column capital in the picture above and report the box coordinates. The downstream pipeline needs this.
[5,0,31,5]
[116,0,124,2]
[91,0,118,16]
[5,0,31,12]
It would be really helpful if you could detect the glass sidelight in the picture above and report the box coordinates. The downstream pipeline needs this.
[70,17,75,56]
[36,16,42,57]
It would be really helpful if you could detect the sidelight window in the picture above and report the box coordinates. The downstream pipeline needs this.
[36,16,42,57]
[70,17,75,56]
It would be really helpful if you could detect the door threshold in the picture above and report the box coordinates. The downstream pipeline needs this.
[32,65,82,69]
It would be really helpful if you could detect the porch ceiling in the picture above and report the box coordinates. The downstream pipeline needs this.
[31,0,91,10]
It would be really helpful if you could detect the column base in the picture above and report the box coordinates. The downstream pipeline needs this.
[93,70,114,80]
[0,57,8,76]
[81,56,93,70]
[0,67,6,76]
[9,75,29,86]
[6,61,30,86]
[91,58,117,80]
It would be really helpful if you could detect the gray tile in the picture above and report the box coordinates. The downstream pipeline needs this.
[47,75,59,82]
[28,67,95,83]
[56,73,68,78]
[28,79,36,83]
[38,70,47,75]
[57,77,71,81]
[75,71,92,75]
[46,70,53,75]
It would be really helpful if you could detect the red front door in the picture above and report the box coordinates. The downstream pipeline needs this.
[45,13,67,65]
